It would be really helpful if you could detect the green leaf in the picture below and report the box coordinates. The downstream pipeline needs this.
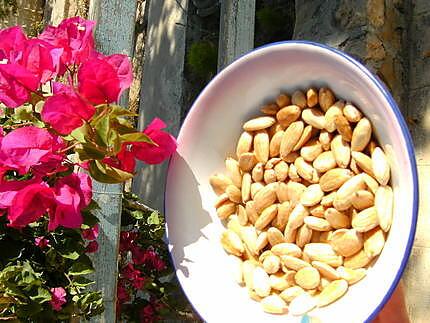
[88,160,133,184]
[120,132,155,145]
[95,116,110,147]
[130,209,144,220]
[69,255,94,276]
[107,128,122,154]
[76,143,106,161]
[71,123,92,143]
[12,105,33,121]
[72,277,95,288]
[147,211,160,225]
[109,105,138,118]
[29,287,51,304]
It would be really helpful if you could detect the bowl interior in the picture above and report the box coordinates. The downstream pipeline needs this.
[165,42,417,323]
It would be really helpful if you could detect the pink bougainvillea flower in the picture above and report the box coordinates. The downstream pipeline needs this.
[41,83,95,134]
[103,144,135,173]
[50,287,67,311]
[85,240,99,253]
[82,224,99,240]
[0,26,27,62]
[121,263,141,281]
[39,17,95,72]
[130,245,146,265]
[117,280,130,304]
[132,118,177,164]
[0,177,41,209]
[0,126,65,174]
[7,183,55,228]
[48,173,92,231]
[131,275,145,290]
[140,304,158,323]
[35,236,50,249]
[119,231,138,252]
[77,54,132,104]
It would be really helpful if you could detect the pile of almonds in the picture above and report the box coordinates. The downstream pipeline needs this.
[209,87,393,316]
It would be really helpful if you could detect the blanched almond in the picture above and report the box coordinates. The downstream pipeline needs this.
[311,261,340,280]
[325,104,343,132]
[250,182,264,201]
[351,151,373,175]
[240,225,258,255]
[256,231,269,253]
[334,174,366,211]
[255,204,278,230]
[267,227,286,246]
[261,295,288,314]
[295,267,321,289]
[286,203,309,230]
[313,151,337,173]
[214,193,229,209]
[245,201,259,224]
[283,151,300,162]
[226,158,242,188]
[304,216,332,231]
[272,242,302,258]
[375,185,393,232]
[351,118,372,152]
[241,173,252,202]
[295,157,318,183]
[309,204,326,218]
[303,243,343,267]
[228,255,243,285]
[300,184,324,206]
[254,182,278,213]
[227,215,242,235]
[321,191,336,207]
[216,201,237,220]
[364,227,385,258]
[276,105,301,127]
[302,108,326,129]
[292,90,307,108]
[351,207,379,232]
[343,102,362,122]
[243,116,276,131]
[319,168,353,192]
[336,266,367,285]
[226,185,242,203]
[274,161,289,181]
[363,173,379,194]
[306,88,318,107]
[281,255,311,271]
[209,173,233,195]
[280,286,305,302]
[288,164,301,181]
[330,229,363,257]
[351,190,374,210]
[319,87,335,112]
[317,279,348,307]
[269,130,284,157]
[293,125,313,151]
[334,114,353,141]
[270,273,290,291]
[296,224,313,248]
[324,208,350,229]
[301,139,323,162]
[319,130,333,150]
[263,254,281,274]
[253,266,271,297]
[220,230,244,256]
[236,131,253,158]
[243,260,256,289]
[289,292,317,316]
[237,205,248,226]
[265,157,281,169]
[252,162,264,182]
[343,249,372,269]
[319,231,334,243]
[261,103,280,115]
[238,152,257,172]
[285,181,307,204]
[276,93,291,107]
[264,169,277,184]
[274,201,293,231]
[254,130,270,163]
[372,147,390,185]
[280,121,304,159]
[331,135,351,168]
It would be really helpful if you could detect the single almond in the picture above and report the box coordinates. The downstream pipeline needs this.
[296,224,313,248]
[300,184,324,206]
[351,207,379,232]
[243,116,276,131]
[261,295,288,314]
[306,88,318,107]
[311,261,340,280]
[331,134,351,168]
[250,181,264,200]
[372,147,390,185]
[319,168,353,192]
[284,151,300,163]
[288,164,301,181]
[253,266,271,297]
[324,208,350,229]
[256,231,269,253]
[285,181,307,203]
[280,286,305,302]
[267,227,286,246]
[301,139,323,162]
[362,173,379,194]
[289,292,317,316]
[313,150,337,173]
[209,173,233,195]
[375,185,393,232]
[276,105,301,127]
[227,215,242,235]
[214,193,229,208]
[351,118,372,152]
[325,104,343,132]
[245,201,259,224]
[236,131,253,158]
[243,260,256,289]
[343,249,372,269]
[237,204,248,226]
[343,102,362,123]
[216,201,237,220]
[295,156,318,183]
[319,130,333,150]
[293,125,313,151]
[272,242,302,258]
[270,273,290,291]
[263,254,281,274]
[302,108,326,129]
[330,229,363,257]
[264,169,277,184]
[269,130,284,157]
[303,243,343,267]
[334,114,353,142]
[286,203,309,230]
[350,158,360,174]
[254,182,278,213]
[238,152,257,172]
[280,121,304,159]
[292,90,307,108]
[364,227,385,258]
[276,93,291,107]
[220,230,244,256]
[241,172,252,202]
[281,255,311,271]
[321,191,336,207]
[265,157,282,169]
[240,225,258,255]
[261,103,280,115]
[254,130,270,163]
[251,162,264,182]
[351,151,374,175]
[319,87,335,112]
[276,182,290,203]
[274,161,289,182]
[255,204,278,230]
[304,216,332,231]
[351,190,374,210]
[310,204,326,218]
[317,279,348,307]
[226,158,242,188]
[333,174,366,211]
[225,185,242,203]
[274,201,293,231]
[295,267,321,289]
[336,266,367,285]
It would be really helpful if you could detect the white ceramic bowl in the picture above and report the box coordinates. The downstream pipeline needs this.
[165,41,418,323]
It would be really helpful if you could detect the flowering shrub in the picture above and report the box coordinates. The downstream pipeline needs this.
[0,17,176,321]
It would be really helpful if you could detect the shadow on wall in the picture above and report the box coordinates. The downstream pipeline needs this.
[0,0,44,34]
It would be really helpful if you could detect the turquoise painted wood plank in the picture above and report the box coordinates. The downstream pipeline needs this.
[87,0,137,322]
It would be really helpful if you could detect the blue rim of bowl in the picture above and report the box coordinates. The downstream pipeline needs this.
[164,40,419,322]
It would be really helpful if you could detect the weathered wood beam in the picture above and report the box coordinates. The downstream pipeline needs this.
[132,0,188,211]
[87,1,137,321]
[217,0,256,70]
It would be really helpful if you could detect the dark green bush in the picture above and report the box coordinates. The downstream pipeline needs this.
[187,41,217,79]
[256,7,284,34]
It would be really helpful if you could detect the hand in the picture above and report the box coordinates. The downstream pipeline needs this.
[373,281,409,323]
